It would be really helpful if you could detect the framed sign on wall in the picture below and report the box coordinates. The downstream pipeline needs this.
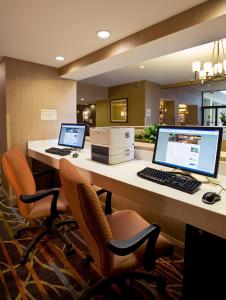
[110,98,128,122]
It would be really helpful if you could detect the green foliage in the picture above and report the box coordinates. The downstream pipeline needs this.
[220,112,226,126]
[143,124,159,143]
[135,124,159,143]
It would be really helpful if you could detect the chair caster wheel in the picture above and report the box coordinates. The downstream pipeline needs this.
[20,256,27,265]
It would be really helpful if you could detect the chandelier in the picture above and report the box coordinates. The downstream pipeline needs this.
[192,40,226,84]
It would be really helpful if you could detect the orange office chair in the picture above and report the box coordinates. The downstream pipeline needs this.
[59,158,174,299]
[1,147,76,264]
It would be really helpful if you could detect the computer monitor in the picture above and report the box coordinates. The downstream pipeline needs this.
[58,123,86,149]
[153,126,223,178]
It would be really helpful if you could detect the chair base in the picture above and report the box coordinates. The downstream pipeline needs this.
[78,269,166,300]
[15,218,77,264]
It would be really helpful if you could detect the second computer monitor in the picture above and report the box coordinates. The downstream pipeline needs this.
[58,123,86,149]
[153,126,222,178]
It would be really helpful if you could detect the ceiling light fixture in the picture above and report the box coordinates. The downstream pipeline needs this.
[97,30,111,39]
[139,65,145,69]
[55,56,64,61]
[192,40,226,84]
[80,98,85,101]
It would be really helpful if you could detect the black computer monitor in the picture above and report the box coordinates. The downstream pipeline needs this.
[153,126,223,178]
[58,123,86,149]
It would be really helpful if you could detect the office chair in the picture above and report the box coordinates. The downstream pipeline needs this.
[59,158,174,299]
[1,147,76,264]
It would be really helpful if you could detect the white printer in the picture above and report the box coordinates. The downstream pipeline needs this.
[90,127,134,165]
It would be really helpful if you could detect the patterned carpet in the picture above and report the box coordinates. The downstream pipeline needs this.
[0,194,183,300]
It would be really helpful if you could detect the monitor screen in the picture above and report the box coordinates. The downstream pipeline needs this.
[58,123,86,149]
[153,126,222,178]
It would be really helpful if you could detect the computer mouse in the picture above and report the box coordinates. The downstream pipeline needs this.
[72,152,79,158]
[202,192,221,204]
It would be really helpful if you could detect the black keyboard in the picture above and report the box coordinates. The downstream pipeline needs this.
[137,167,201,194]
[45,147,72,156]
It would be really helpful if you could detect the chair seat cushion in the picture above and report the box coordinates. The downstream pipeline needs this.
[106,210,174,274]
[28,189,67,219]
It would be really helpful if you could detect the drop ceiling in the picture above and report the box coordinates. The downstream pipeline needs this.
[1,0,226,89]
[0,0,205,67]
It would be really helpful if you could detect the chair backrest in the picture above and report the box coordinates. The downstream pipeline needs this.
[2,147,36,217]
[59,158,114,276]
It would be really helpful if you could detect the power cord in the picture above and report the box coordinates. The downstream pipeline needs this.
[206,177,226,195]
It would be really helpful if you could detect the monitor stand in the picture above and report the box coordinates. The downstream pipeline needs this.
[172,169,209,184]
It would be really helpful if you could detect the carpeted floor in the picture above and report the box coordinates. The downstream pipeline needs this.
[0,195,183,300]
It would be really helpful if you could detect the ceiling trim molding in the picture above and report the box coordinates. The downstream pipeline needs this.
[59,0,226,78]
[160,77,226,89]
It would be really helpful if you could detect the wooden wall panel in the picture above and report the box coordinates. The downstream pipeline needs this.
[5,58,77,153]
[0,60,8,192]
[0,61,7,155]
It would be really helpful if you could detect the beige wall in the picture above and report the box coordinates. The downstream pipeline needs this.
[145,81,161,125]
[4,58,77,152]
[77,82,107,103]
[96,81,145,126]
[0,61,7,190]
[96,100,110,127]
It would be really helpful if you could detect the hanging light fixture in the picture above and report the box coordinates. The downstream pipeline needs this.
[192,40,226,84]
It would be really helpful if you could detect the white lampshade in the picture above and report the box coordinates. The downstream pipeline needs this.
[208,66,214,76]
[204,62,212,73]
[192,61,201,72]
[224,59,226,72]
[214,63,223,74]
[199,70,206,79]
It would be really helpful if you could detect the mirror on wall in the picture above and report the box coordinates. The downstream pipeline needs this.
[110,98,128,123]
[77,104,96,126]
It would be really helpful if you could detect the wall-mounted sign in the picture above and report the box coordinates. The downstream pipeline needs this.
[41,109,57,121]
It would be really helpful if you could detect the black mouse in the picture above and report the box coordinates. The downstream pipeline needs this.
[72,152,79,158]
[202,192,221,204]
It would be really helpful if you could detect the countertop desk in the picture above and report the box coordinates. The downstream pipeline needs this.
[28,139,226,299]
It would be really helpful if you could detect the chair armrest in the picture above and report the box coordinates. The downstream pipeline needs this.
[108,223,161,271]
[20,188,60,217]
[96,188,112,215]
[108,223,160,256]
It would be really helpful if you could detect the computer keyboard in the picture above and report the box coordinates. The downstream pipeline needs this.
[45,147,72,156]
[137,167,201,194]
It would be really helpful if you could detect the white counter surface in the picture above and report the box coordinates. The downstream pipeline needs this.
[28,139,226,239]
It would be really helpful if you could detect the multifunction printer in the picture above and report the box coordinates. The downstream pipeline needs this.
[90,127,134,164]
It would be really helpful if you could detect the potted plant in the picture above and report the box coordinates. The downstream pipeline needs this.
[220,112,226,126]
[135,124,159,143]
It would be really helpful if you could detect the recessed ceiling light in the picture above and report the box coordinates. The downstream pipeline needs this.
[55,56,64,61]
[81,98,85,101]
[97,30,111,39]
[139,65,145,69]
